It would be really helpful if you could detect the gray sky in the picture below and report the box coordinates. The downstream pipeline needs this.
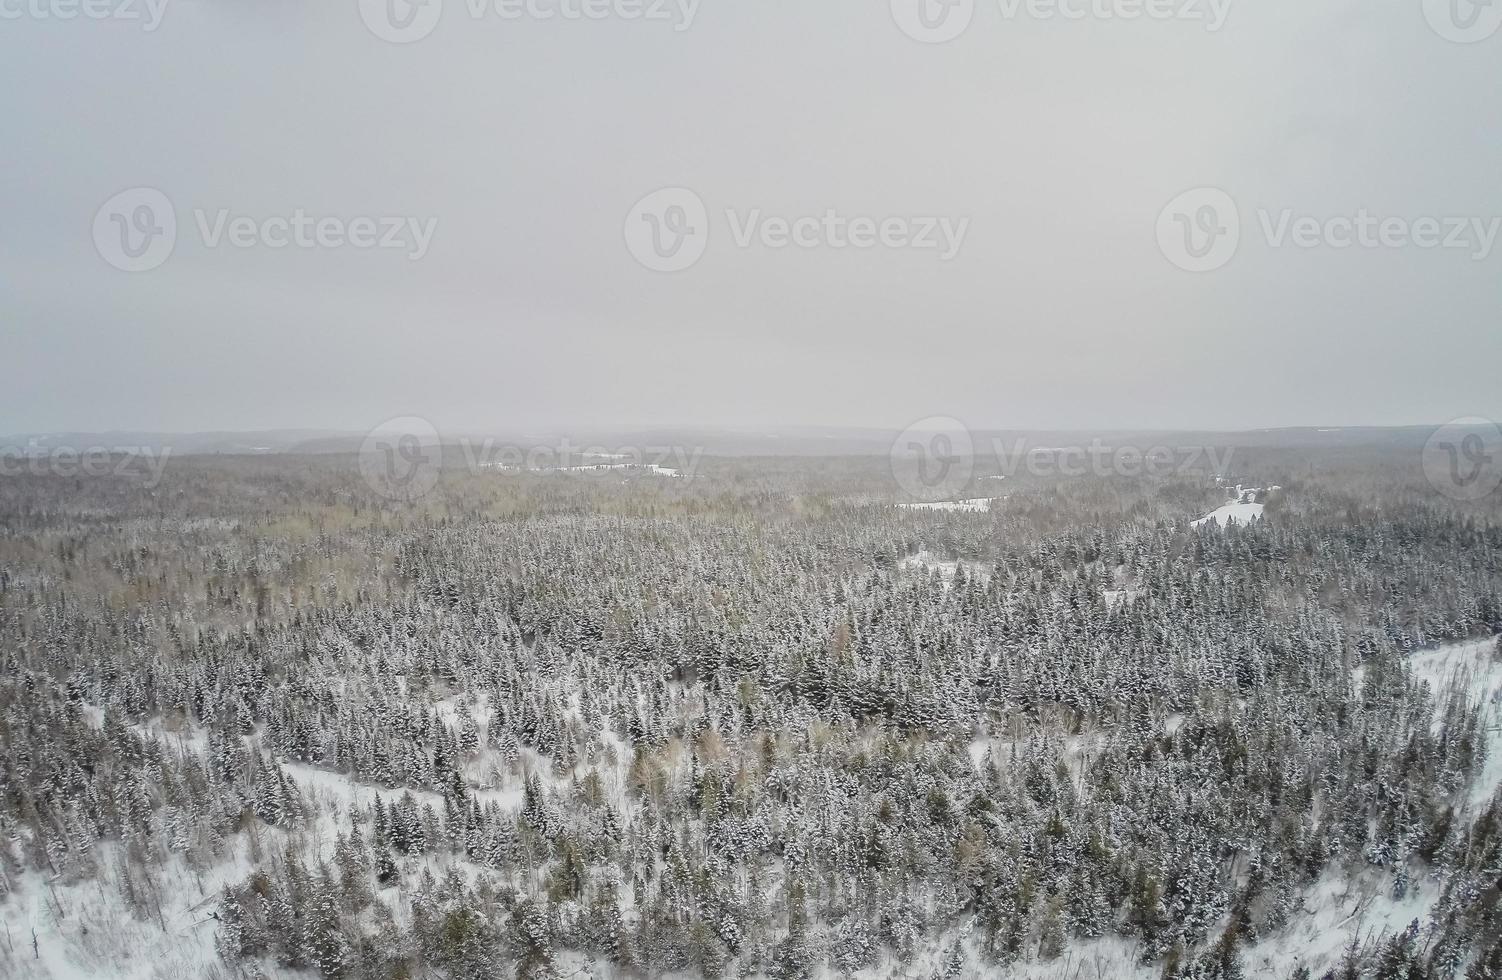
[2,0,1499,435]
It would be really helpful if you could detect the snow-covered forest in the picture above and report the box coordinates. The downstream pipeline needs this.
[3,445,1502,979]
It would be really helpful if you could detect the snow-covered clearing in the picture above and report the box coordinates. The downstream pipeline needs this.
[4,839,264,980]
[1193,485,1278,528]
[989,937,1158,980]
[1406,637,1502,810]
[478,455,679,477]
[898,551,992,585]
[1351,636,1502,811]
[558,463,681,477]
[282,762,525,819]
[896,497,1000,513]
[1242,870,1438,980]
[1192,501,1263,527]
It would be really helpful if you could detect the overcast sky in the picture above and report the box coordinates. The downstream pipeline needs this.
[2,0,1499,435]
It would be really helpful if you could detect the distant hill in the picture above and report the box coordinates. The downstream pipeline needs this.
[0,422,1471,459]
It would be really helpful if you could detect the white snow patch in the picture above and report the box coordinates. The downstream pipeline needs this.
[558,463,681,477]
[1406,637,1502,810]
[283,762,526,817]
[896,497,1000,513]
[3,841,265,980]
[1192,501,1264,528]
[990,937,1157,979]
[899,552,991,586]
[1192,487,1276,528]
[1242,870,1437,980]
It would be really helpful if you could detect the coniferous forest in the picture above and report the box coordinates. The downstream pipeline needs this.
[3,442,1502,979]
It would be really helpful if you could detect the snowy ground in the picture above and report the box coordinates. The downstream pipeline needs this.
[1241,870,1439,980]
[1192,501,1264,528]
[558,463,681,477]
[991,938,1157,980]
[896,497,1001,513]
[1350,636,1502,812]
[477,455,680,477]
[1193,485,1278,528]
[898,551,992,585]
[1406,637,1502,810]
[282,761,526,821]
[3,838,264,980]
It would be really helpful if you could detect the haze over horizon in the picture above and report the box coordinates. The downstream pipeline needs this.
[0,418,1482,442]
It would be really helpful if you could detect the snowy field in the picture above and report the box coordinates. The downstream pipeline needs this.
[476,456,681,477]
[5,841,258,980]
[896,497,1001,513]
[557,463,681,477]
[1192,485,1280,528]
[1192,500,1264,528]
[1240,870,1441,980]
